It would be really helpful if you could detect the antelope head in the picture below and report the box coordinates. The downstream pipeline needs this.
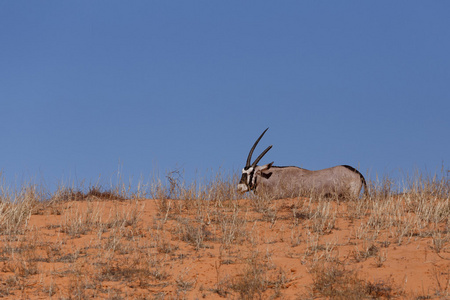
[237,128,273,193]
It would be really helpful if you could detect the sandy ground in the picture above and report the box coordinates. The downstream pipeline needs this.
[1,196,449,299]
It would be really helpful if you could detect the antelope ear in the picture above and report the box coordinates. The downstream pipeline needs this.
[255,162,274,174]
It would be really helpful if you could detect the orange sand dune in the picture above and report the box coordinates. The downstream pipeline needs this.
[1,196,449,299]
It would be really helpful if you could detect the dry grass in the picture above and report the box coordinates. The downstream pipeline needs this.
[0,169,449,298]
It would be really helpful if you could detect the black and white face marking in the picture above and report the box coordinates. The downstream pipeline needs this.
[237,167,256,193]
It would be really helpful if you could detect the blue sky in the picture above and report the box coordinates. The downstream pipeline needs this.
[1,2,449,191]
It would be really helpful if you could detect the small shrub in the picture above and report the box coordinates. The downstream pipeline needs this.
[310,262,398,299]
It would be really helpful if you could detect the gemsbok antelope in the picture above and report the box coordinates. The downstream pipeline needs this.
[237,128,367,199]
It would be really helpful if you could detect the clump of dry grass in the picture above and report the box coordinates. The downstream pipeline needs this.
[0,185,40,237]
[228,250,288,300]
[52,185,128,202]
[174,217,215,250]
[309,261,398,299]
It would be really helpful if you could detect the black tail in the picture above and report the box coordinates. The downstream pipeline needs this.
[342,165,368,197]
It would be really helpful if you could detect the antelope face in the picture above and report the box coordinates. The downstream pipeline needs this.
[237,167,254,193]
[237,163,274,193]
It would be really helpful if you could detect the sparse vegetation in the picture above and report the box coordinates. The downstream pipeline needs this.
[0,169,449,298]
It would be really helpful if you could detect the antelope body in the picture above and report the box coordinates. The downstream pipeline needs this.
[237,128,367,199]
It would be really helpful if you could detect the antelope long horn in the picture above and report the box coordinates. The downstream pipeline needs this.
[251,145,272,168]
[246,128,269,168]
